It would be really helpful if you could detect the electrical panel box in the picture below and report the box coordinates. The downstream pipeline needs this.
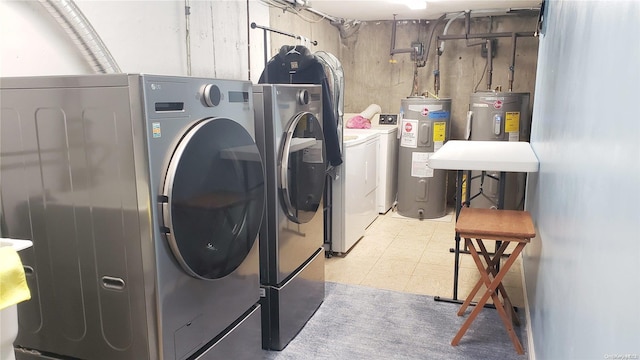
[481,39,498,58]
[410,42,424,61]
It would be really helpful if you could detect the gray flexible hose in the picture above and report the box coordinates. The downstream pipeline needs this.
[39,0,121,73]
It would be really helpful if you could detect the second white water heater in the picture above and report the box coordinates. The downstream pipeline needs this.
[467,91,531,209]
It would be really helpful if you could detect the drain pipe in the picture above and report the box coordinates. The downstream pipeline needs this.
[508,32,517,91]
[486,38,493,90]
[435,10,538,92]
[421,14,445,62]
[390,15,416,56]
[39,0,121,73]
[465,11,471,36]
[434,46,440,96]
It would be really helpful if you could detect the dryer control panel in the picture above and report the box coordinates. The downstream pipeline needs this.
[379,114,398,125]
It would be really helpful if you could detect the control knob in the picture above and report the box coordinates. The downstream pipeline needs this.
[297,90,309,105]
[203,84,221,107]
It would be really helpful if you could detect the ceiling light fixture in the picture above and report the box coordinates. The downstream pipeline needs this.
[406,0,427,10]
[389,0,427,11]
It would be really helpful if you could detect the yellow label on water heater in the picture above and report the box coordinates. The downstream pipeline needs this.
[505,112,520,132]
[433,122,446,142]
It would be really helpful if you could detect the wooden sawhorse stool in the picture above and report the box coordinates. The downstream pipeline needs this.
[450,207,535,355]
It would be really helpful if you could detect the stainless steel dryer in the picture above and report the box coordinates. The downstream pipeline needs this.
[252,84,326,351]
[0,74,265,360]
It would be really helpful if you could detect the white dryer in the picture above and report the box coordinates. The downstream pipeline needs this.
[343,114,399,214]
[331,131,379,254]
[0,74,265,360]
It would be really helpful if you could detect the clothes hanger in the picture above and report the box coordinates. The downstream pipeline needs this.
[286,46,300,55]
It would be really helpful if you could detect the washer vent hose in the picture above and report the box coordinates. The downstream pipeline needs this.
[39,0,121,73]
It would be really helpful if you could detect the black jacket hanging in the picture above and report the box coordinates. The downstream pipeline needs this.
[259,45,343,167]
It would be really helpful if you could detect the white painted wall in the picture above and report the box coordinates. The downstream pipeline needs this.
[0,0,91,75]
[0,0,270,80]
[524,1,640,358]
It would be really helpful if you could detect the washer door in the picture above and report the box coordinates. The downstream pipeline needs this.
[162,117,265,280]
[279,112,327,224]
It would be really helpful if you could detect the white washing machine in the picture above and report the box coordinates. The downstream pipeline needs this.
[0,74,265,360]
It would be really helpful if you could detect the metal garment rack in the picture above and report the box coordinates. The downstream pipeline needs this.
[250,22,318,66]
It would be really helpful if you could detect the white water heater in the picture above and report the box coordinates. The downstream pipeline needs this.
[397,97,451,219]
[467,91,531,209]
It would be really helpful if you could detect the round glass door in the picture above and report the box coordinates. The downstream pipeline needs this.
[162,118,265,280]
[278,112,326,224]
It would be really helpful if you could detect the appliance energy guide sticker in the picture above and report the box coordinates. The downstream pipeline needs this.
[506,112,520,142]
[152,122,161,138]
[432,121,446,151]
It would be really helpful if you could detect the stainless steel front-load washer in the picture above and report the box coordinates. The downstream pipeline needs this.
[253,84,326,351]
[0,74,265,360]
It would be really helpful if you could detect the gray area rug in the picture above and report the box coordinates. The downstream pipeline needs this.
[263,282,527,360]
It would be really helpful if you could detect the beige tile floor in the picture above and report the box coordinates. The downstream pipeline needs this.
[325,209,526,308]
